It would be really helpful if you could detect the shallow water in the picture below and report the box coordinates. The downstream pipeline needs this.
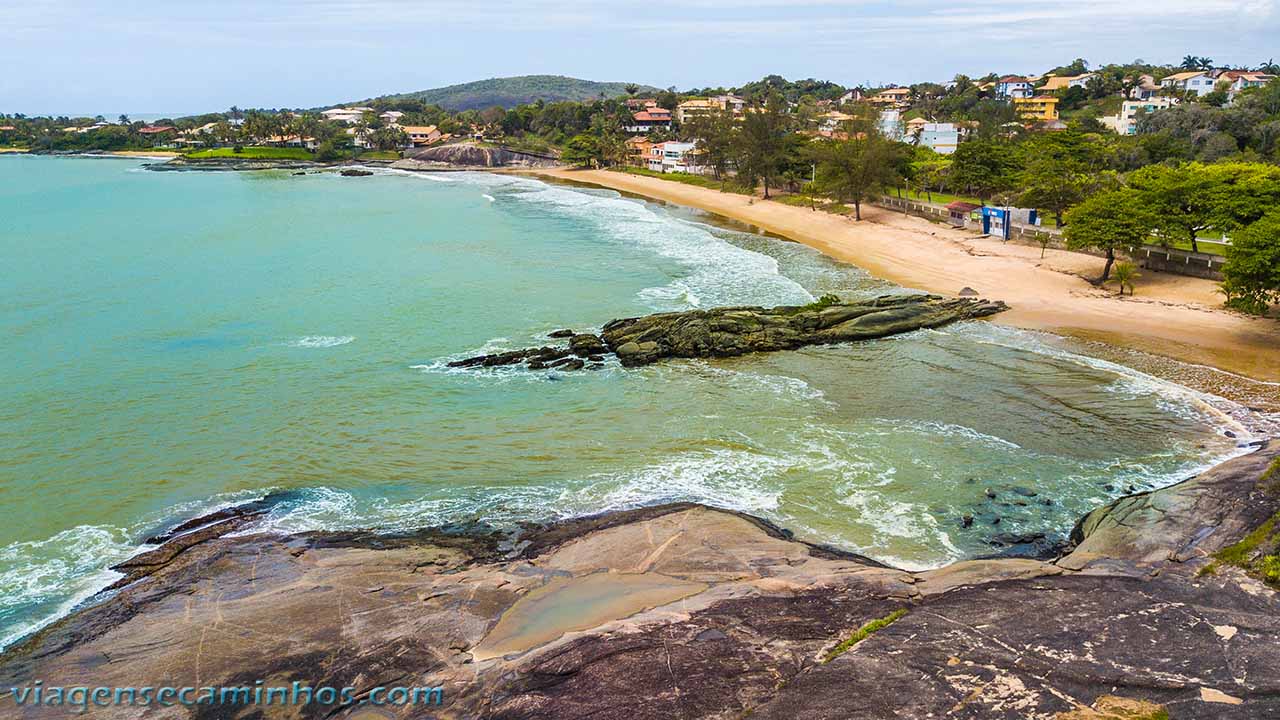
[0,156,1256,650]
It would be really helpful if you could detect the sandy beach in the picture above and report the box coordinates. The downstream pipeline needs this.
[532,168,1280,383]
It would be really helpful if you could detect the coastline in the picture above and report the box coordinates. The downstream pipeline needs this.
[528,168,1280,383]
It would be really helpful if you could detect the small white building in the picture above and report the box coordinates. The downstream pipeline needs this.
[1101,98,1179,135]
[379,110,405,124]
[321,106,375,124]
[647,141,702,174]
[919,123,961,154]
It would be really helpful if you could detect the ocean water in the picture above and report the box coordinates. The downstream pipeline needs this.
[0,156,1261,650]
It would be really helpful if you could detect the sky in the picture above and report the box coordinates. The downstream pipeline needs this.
[4,0,1278,116]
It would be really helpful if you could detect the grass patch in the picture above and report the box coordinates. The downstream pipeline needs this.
[356,150,400,161]
[773,194,854,217]
[822,608,907,663]
[901,189,983,207]
[185,146,315,161]
[780,294,842,315]
[1209,511,1280,589]
[1261,456,1280,494]
[612,166,754,195]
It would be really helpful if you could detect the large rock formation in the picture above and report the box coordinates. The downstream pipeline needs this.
[450,294,1008,370]
[393,142,560,170]
[1,445,1276,719]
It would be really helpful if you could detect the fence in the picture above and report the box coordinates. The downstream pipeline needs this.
[873,196,1226,281]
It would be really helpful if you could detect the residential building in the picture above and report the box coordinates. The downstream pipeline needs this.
[819,111,855,133]
[321,107,375,124]
[403,125,442,146]
[626,97,657,110]
[137,125,178,146]
[646,141,702,174]
[878,109,904,140]
[994,76,1034,99]
[838,89,863,105]
[1223,71,1276,101]
[379,111,405,124]
[1159,72,1218,97]
[1039,73,1094,92]
[265,135,319,150]
[675,99,717,124]
[1129,75,1161,100]
[1100,97,1178,135]
[918,122,961,154]
[868,87,911,107]
[625,136,654,166]
[625,107,672,133]
[1013,96,1059,122]
[711,94,746,114]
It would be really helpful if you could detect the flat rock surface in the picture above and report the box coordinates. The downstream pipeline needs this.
[0,447,1276,719]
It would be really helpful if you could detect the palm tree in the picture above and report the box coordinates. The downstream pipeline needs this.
[624,84,639,96]
[1111,262,1140,296]
[118,114,130,125]
[1258,58,1279,74]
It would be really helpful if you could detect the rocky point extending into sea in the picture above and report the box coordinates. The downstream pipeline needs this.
[0,437,1276,718]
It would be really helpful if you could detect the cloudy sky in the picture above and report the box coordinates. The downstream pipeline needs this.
[4,0,1278,116]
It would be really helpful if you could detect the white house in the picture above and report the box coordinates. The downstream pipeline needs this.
[994,76,1034,99]
[919,123,961,154]
[1223,71,1276,102]
[878,110,904,140]
[1128,75,1161,100]
[379,110,405,124]
[1159,72,1217,97]
[322,107,375,124]
[1101,98,1178,135]
[647,141,702,174]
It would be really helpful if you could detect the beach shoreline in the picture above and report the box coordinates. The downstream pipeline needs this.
[527,167,1280,383]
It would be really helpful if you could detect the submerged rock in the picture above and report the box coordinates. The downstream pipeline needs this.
[339,168,374,177]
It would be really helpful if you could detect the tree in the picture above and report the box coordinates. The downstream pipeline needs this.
[1063,189,1154,283]
[624,83,640,96]
[1222,209,1280,314]
[809,129,903,221]
[1111,261,1140,295]
[949,140,1013,202]
[685,107,736,181]
[733,93,791,198]
[561,133,600,167]
[118,114,130,125]
[1128,163,1222,253]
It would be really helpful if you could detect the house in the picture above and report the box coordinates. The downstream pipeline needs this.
[868,87,911,107]
[711,94,747,114]
[626,97,657,110]
[403,125,442,146]
[646,141,702,174]
[818,111,855,133]
[838,89,863,105]
[994,76,1034,99]
[879,110,904,140]
[675,99,717,124]
[918,122,961,154]
[1039,73,1094,92]
[321,107,375,124]
[379,111,405,124]
[1128,75,1161,100]
[1222,71,1275,100]
[137,125,178,146]
[1013,96,1059,122]
[265,135,319,150]
[1159,72,1218,97]
[626,107,672,133]
[1101,97,1179,135]
[625,136,654,166]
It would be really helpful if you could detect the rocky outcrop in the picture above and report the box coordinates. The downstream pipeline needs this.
[0,444,1275,718]
[393,142,561,170]
[450,294,1008,370]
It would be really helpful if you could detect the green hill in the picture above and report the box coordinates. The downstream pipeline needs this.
[362,75,661,111]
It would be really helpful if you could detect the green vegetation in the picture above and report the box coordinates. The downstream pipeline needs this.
[1201,511,1280,588]
[822,609,908,663]
[1111,261,1141,295]
[1222,210,1280,314]
[186,146,314,160]
[612,166,752,195]
[1064,190,1156,283]
[359,75,660,112]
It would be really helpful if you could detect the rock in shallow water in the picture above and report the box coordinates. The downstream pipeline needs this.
[448,294,1008,372]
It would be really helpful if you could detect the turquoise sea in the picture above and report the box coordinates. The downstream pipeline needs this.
[0,155,1263,650]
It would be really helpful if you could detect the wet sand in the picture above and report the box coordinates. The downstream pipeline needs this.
[532,168,1280,383]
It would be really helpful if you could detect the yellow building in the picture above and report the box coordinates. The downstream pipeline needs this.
[1013,96,1059,122]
